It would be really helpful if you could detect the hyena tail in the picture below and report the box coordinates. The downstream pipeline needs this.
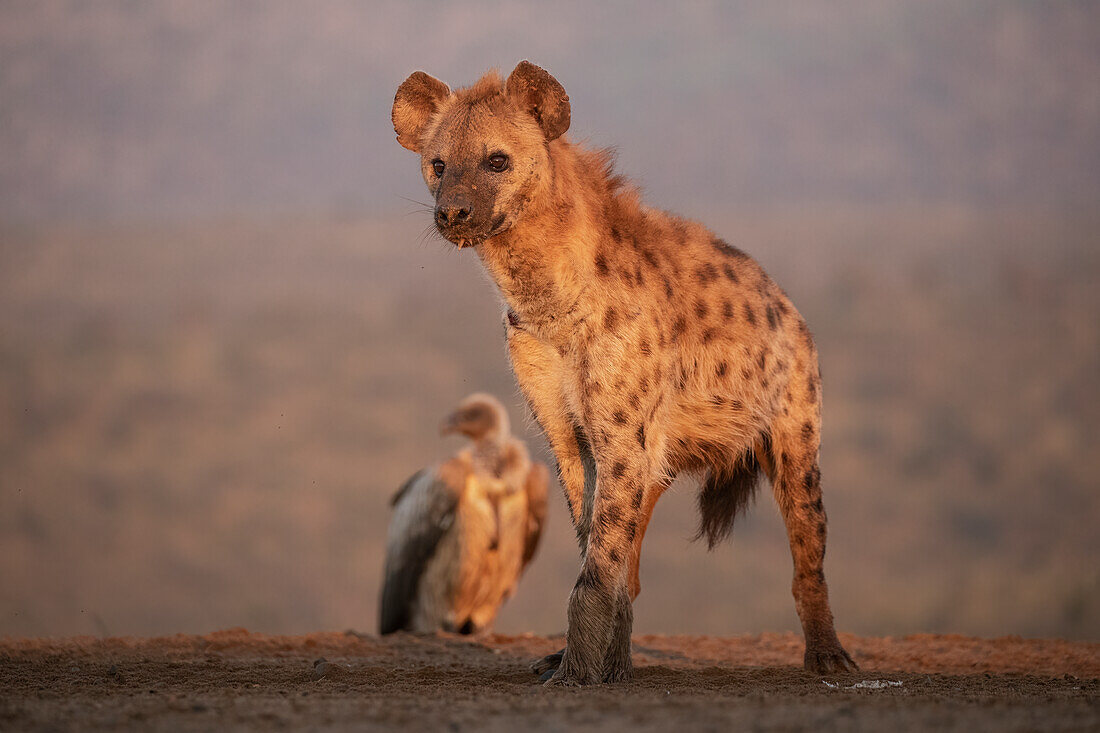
[695,448,762,550]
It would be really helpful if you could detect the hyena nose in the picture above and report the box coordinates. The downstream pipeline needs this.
[435,199,472,227]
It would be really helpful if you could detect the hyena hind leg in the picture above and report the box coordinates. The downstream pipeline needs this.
[767,433,858,674]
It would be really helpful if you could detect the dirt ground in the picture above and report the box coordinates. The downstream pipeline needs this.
[1,630,1097,732]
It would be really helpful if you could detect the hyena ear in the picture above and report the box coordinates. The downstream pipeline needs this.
[392,71,451,152]
[505,61,571,142]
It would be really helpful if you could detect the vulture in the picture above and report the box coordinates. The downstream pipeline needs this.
[379,393,549,635]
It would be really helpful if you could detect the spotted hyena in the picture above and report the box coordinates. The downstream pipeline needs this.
[392,61,857,685]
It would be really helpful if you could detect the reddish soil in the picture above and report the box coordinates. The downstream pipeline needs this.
[2,630,1097,731]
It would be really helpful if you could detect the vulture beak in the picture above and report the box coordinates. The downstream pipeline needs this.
[440,412,461,436]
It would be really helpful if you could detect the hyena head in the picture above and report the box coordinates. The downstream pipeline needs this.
[392,61,570,248]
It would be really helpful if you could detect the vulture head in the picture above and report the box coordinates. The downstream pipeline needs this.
[440,392,510,444]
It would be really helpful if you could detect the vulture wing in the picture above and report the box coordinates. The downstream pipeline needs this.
[521,462,550,570]
[378,466,462,634]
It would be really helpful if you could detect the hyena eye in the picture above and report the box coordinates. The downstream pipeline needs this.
[432,159,445,177]
[487,154,509,172]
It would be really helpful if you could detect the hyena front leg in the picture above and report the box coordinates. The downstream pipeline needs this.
[535,476,666,682]
[508,323,595,678]
[507,323,592,535]
[765,423,858,674]
[549,435,646,686]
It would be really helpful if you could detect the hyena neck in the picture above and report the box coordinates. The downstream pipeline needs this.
[477,139,617,343]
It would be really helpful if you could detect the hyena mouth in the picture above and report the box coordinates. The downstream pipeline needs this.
[443,232,486,249]
[441,216,510,249]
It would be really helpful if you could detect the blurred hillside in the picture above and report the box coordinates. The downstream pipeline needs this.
[1,1,1099,221]
[1,209,1097,640]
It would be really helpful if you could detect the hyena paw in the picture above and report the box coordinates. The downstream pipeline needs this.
[804,641,859,675]
[543,666,600,687]
[601,656,634,683]
[530,648,564,677]
[601,640,634,683]
[543,652,601,687]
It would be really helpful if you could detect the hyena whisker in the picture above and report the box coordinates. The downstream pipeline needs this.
[396,194,435,216]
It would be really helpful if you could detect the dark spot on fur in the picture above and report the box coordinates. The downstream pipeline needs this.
[636,423,646,449]
[642,247,659,269]
[817,522,827,540]
[803,467,821,491]
[801,422,814,442]
[710,395,726,406]
[765,303,779,330]
[694,299,709,319]
[758,351,767,371]
[601,504,623,529]
[625,519,637,542]
[611,460,627,480]
[722,263,739,283]
[722,300,734,321]
[595,251,610,277]
[639,339,651,356]
[807,375,818,401]
[716,361,728,378]
[744,303,756,326]
[663,276,674,300]
[632,487,644,509]
[696,263,718,285]
[702,327,718,344]
[672,316,687,340]
[609,546,623,564]
[506,309,521,328]
[589,524,605,546]
[604,307,618,330]
[711,238,750,261]
[730,399,744,411]
[635,265,646,286]
[610,225,624,242]
[613,410,628,425]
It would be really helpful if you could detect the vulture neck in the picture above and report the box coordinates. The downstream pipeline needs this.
[470,431,509,478]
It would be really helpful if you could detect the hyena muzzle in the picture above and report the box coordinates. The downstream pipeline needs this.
[393,60,857,685]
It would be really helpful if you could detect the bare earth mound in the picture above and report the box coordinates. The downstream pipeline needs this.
[2,631,1097,731]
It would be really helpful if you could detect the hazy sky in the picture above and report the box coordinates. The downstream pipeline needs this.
[2,0,1098,221]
